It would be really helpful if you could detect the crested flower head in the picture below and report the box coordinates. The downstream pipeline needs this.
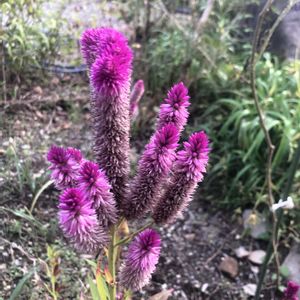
[130,79,145,120]
[147,124,179,173]
[158,82,190,132]
[47,146,83,189]
[122,124,179,219]
[119,229,161,291]
[58,188,108,254]
[78,161,118,226]
[283,281,300,300]
[176,131,210,181]
[81,27,128,68]
[90,32,132,97]
[152,131,210,224]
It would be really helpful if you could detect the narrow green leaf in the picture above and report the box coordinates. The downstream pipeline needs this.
[88,276,100,300]
[30,179,54,213]
[96,270,110,300]
[9,270,34,300]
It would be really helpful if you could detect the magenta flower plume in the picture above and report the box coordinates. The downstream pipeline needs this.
[47,146,83,190]
[83,28,133,207]
[81,27,128,69]
[157,82,190,132]
[58,188,108,254]
[153,131,210,224]
[283,281,300,300]
[122,124,179,219]
[119,229,161,291]
[130,79,145,120]
[78,161,118,227]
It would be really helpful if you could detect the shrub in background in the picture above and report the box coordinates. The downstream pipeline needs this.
[0,0,63,83]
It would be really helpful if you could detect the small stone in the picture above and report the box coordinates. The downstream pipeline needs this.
[250,265,259,274]
[33,86,43,95]
[0,263,6,270]
[248,250,266,265]
[184,233,196,241]
[235,246,250,258]
[282,243,300,287]
[201,283,209,293]
[219,256,239,278]
[243,283,257,296]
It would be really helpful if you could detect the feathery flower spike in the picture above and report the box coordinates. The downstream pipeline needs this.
[82,28,133,207]
[47,146,83,190]
[58,188,108,254]
[130,79,145,120]
[119,229,161,291]
[78,161,118,227]
[153,131,210,224]
[157,82,190,132]
[123,124,179,219]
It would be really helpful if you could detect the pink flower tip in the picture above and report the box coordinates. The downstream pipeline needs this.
[283,281,300,300]
[81,27,128,68]
[177,131,210,181]
[154,124,179,151]
[47,146,83,189]
[120,229,161,291]
[158,82,190,131]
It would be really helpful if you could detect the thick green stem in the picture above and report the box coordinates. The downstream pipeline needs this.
[108,225,117,300]
[254,141,300,299]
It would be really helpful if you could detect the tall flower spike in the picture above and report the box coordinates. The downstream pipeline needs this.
[119,229,161,291]
[82,28,133,207]
[157,82,190,132]
[78,161,118,227]
[130,79,145,120]
[283,281,300,300]
[153,131,210,224]
[58,188,108,254]
[47,146,83,190]
[122,124,179,219]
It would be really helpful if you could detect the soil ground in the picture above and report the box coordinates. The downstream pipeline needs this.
[0,75,278,300]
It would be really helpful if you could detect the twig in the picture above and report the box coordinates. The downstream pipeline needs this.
[254,140,300,299]
[1,41,7,103]
[256,0,298,62]
[196,0,215,34]
[156,0,215,67]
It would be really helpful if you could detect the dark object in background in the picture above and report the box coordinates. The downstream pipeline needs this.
[245,0,300,59]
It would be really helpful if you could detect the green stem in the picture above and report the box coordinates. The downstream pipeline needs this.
[254,140,300,299]
[108,225,117,300]
[114,220,154,248]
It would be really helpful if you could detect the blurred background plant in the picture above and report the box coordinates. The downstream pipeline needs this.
[0,0,64,100]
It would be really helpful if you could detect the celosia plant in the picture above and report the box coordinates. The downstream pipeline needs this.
[47,27,210,299]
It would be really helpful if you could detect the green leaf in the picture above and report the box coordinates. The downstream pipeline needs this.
[88,276,100,300]
[9,270,34,300]
[279,265,290,278]
[30,179,54,213]
[96,270,110,300]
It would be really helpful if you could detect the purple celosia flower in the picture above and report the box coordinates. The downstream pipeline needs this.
[47,146,83,190]
[119,229,161,291]
[122,124,179,219]
[152,131,210,224]
[81,27,128,69]
[58,188,108,254]
[78,161,118,227]
[157,82,190,132]
[130,80,145,120]
[81,28,133,207]
[283,281,300,300]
